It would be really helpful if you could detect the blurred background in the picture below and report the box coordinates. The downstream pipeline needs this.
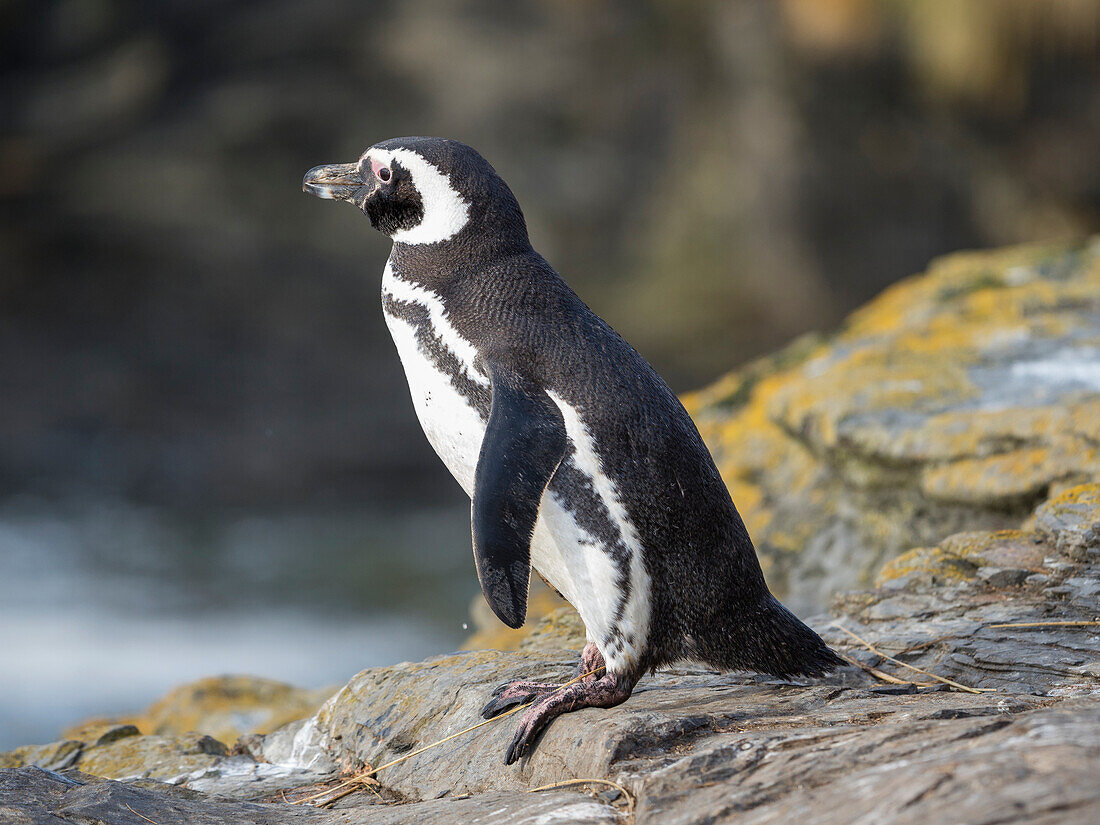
[2,0,1100,749]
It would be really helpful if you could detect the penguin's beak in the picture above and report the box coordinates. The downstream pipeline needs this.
[302,162,367,202]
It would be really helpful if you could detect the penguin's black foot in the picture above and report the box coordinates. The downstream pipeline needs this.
[503,672,635,765]
[480,680,560,719]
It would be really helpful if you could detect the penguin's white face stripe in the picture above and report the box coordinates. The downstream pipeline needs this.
[381,262,489,388]
[546,391,652,672]
[364,148,470,245]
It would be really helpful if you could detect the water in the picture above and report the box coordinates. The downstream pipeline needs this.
[0,496,478,750]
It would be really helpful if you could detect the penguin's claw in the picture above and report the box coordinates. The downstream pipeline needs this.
[480,680,559,719]
[480,694,522,719]
[504,707,547,764]
[502,692,562,765]
[504,725,530,765]
[501,672,637,765]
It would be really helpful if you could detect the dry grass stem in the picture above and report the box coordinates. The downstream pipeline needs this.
[287,781,351,806]
[124,803,161,825]
[286,769,378,806]
[832,622,990,694]
[834,650,933,687]
[527,778,635,813]
[316,776,385,809]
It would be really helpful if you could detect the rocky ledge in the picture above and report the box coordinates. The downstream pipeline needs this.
[685,237,1100,613]
[4,241,1099,824]
[3,482,1098,824]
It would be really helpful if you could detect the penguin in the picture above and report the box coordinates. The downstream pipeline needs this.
[303,137,842,765]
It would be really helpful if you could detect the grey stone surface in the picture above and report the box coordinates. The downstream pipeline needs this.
[0,767,621,825]
[630,699,1100,825]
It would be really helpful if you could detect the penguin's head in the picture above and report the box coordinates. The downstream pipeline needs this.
[303,137,527,248]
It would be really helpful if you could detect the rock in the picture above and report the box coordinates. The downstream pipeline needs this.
[1,729,242,786]
[517,605,589,653]
[631,698,1100,825]
[875,528,1040,589]
[827,484,1100,696]
[0,767,622,824]
[0,740,82,772]
[91,726,141,747]
[685,239,1100,612]
[56,734,228,783]
[977,566,1030,587]
[64,675,333,747]
[1029,483,1100,559]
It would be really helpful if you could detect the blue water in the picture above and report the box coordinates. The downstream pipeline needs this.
[0,497,479,750]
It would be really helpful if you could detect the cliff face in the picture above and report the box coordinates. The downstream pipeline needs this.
[3,240,1100,823]
[685,238,1100,612]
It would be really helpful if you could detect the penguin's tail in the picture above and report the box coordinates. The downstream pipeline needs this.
[699,594,844,679]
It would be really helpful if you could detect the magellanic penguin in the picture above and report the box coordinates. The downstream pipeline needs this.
[303,137,842,764]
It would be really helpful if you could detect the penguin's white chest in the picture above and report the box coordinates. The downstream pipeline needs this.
[381,264,488,495]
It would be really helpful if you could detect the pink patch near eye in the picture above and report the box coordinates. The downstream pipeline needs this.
[370,158,391,181]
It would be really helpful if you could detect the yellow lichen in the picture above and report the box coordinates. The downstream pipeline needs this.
[688,237,1100,588]
[876,529,1032,585]
[64,675,331,747]
[76,734,225,781]
[1040,481,1100,510]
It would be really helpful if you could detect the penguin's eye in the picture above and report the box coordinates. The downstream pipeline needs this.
[370,157,393,183]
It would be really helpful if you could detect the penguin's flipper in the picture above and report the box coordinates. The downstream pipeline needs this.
[472,367,567,629]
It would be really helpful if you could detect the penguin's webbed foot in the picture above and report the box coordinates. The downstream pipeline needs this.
[503,672,635,765]
[480,680,560,719]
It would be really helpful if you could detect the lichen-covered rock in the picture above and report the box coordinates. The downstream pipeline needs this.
[221,488,1097,808]
[0,740,83,772]
[685,238,1100,611]
[2,676,331,791]
[75,734,230,783]
[0,730,229,784]
[1028,482,1100,559]
[830,483,1100,696]
[516,605,588,653]
[64,675,333,747]
[875,528,1036,588]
